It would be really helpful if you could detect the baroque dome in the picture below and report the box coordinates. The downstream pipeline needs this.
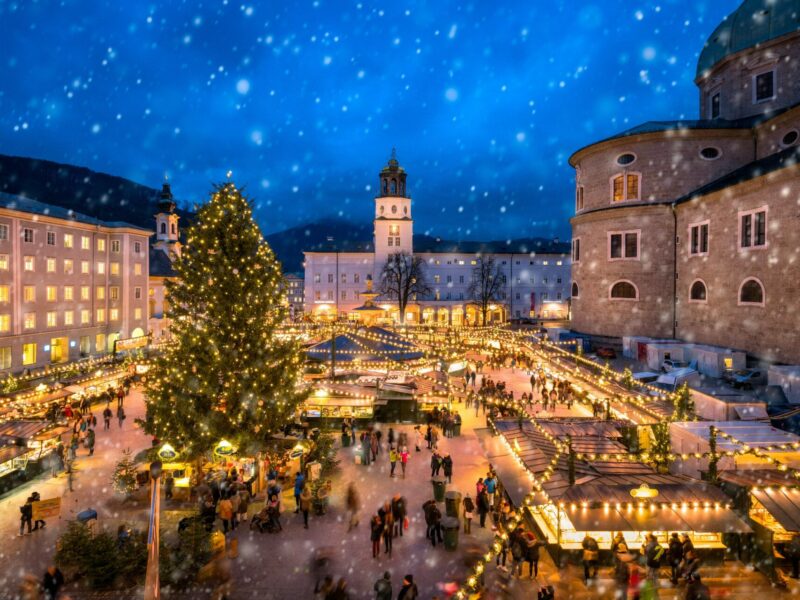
[697,0,800,78]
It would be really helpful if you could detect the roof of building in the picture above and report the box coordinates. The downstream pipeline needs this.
[676,144,800,204]
[413,236,570,255]
[0,191,150,232]
[149,247,176,277]
[697,0,800,78]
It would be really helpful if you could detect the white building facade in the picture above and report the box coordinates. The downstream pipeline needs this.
[304,154,571,324]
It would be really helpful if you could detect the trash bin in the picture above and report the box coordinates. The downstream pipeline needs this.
[442,516,459,551]
[445,491,462,519]
[432,476,447,502]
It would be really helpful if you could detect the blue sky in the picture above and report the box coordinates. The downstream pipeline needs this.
[0,0,738,239]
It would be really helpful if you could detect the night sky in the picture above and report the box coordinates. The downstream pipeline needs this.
[0,0,738,240]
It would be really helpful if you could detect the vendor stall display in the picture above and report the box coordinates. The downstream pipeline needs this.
[481,418,752,555]
[0,420,68,461]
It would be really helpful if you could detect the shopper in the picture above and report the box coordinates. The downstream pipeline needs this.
[442,453,453,483]
[397,574,418,600]
[374,571,392,600]
[389,447,398,478]
[462,493,474,534]
[400,446,409,478]
[300,485,312,529]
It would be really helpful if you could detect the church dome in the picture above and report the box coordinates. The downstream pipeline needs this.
[697,0,800,78]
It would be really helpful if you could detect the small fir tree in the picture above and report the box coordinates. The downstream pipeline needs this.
[651,422,671,472]
[112,448,138,496]
[142,183,307,458]
[707,425,719,484]
[621,367,635,390]
[672,383,695,421]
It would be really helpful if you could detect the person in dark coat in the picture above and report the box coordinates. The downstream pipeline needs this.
[42,565,64,600]
[373,571,392,600]
[685,573,711,600]
[371,514,384,559]
[391,494,406,538]
[397,574,418,600]
[442,454,453,483]
[19,497,33,536]
[668,532,683,584]
[582,534,600,583]
[430,452,441,477]
[476,489,490,528]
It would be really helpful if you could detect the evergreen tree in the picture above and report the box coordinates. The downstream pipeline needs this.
[142,182,307,458]
[672,383,695,421]
[112,448,138,496]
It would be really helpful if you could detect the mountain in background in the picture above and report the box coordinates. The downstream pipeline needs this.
[0,154,569,275]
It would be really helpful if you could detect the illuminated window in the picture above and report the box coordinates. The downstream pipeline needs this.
[46,311,57,327]
[97,262,106,275]
[389,225,400,235]
[23,313,36,329]
[64,234,73,248]
[0,255,8,270]
[81,261,90,274]
[46,286,57,302]
[81,236,90,250]
[0,347,10,369]
[0,314,9,332]
[96,308,106,323]
[64,286,73,301]
[95,334,105,352]
[96,286,105,300]
[64,310,74,326]
[110,308,119,321]
[134,307,143,320]
[64,259,73,274]
[110,262,120,276]
[134,263,142,276]
[0,286,8,303]
[23,286,35,302]
[80,309,90,324]
[24,256,35,271]
[80,286,90,301]
[611,173,640,202]
[22,343,36,365]
[97,238,106,252]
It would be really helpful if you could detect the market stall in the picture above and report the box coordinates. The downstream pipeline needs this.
[0,420,68,461]
[484,418,751,561]
[303,385,376,420]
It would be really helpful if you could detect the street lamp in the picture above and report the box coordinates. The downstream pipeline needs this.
[144,460,163,600]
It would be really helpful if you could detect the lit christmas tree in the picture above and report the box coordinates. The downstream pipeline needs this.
[142,182,306,458]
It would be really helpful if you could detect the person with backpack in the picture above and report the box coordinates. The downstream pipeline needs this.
[643,533,664,586]
[582,534,600,583]
[462,493,475,534]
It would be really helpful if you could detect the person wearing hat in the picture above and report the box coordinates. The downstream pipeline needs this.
[373,571,392,600]
[397,574,418,600]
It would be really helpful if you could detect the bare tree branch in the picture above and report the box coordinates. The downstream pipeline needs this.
[378,251,431,324]
[467,256,504,326]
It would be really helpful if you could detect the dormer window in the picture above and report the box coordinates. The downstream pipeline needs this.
[754,70,775,103]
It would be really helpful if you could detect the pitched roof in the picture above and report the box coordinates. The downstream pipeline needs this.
[149,247,176,277]
[413,236,570,255]
[0,191,150,232]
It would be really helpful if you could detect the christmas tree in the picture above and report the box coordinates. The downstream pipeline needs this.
[142,182,307,458]
[112,448,138,496]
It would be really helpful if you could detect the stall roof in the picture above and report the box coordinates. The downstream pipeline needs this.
[306,327,423,362]
[0,444,29,464]
[719,469,800,488]
[751,488,800,533]
[674,421,800,452]
[0,420,53,440]
[565,504,751,534]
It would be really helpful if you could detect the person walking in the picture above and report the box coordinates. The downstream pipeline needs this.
[373,571,392,600]
[389,446,398,478]
[668,532,683,584]
[391,494,407,538]
[217,494,233,533]
[397,574,418,600]
[643,532,664,587]
[477,488,490,528]
[19,497,33,536]
[522,531,545,578]
[400,446,409,479]
[430,451,442,478]
[116,405,126,428]
[387,427,395,449]
[582,533,600,584]
[442,453,453,484]
[371,514,383,559]
[346,482,360,531]
[86,427,96,456]
[102,404,112,430]
[30,492,46,531]
[382,502,394,556]
[462,493,474,534]
[484,474,497,508]
[300,485,312,529]
[294,472,305,513]
[414,426,422,452]
[42,565,64,600]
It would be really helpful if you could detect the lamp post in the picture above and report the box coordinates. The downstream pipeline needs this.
[144,460,163,600]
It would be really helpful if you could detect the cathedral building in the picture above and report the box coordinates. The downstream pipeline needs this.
[304,153,571,324]
[570,0,800,363]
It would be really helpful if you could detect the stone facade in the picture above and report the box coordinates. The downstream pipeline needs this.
[570,1,800,364]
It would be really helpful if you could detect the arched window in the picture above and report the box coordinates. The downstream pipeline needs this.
[609,280,638,300]
[689,280,707,302]
[390,179,397,194]
[611,172,641,203]
[382,180,388,194]
[739,278,765,306]
[571,282,579,298]
[171,223,176,234]
[160,222,166,234]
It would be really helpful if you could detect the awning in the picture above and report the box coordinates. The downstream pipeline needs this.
[562,505,751,535]
[679,506,752,533]
[752,488,800,533]
[565,507,636,533]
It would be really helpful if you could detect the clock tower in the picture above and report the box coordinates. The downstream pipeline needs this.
[374,149,413,275]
